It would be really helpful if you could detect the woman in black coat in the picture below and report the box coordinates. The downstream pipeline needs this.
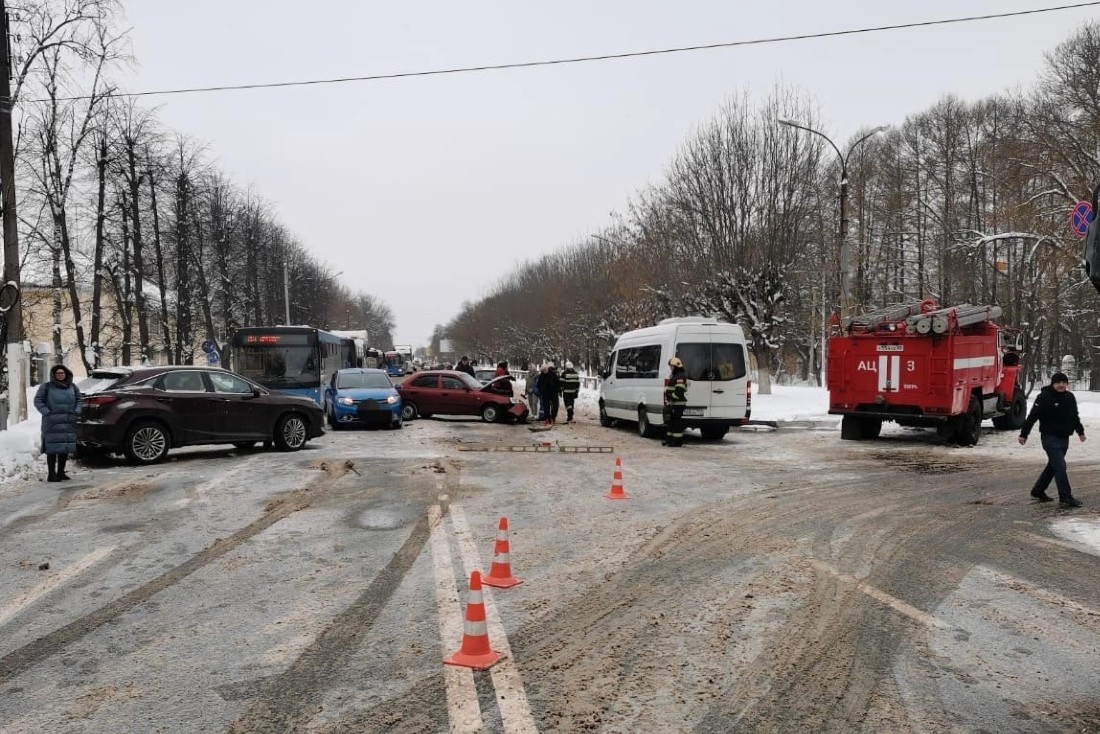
[34,364,82,482]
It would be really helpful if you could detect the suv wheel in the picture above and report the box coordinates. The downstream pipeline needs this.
[124,421,170,464]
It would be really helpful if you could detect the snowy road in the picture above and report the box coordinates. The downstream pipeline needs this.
[0,411,1098,732]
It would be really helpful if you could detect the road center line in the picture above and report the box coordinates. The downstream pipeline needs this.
[428,504,483,733]
[0,545,116,628]
[810,559,949,629]
[451,506,539,734]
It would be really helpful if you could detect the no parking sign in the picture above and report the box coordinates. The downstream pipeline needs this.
[1071,200,1094,238]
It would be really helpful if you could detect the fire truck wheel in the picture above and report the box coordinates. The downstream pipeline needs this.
[956,397,982,446]
[841,416,869,441]
[992,389,1027,431]
[862,419,882,439]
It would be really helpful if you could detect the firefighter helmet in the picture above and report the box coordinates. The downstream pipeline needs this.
[668,357,683,369]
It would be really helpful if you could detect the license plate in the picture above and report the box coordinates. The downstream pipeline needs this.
[683,408,704,417]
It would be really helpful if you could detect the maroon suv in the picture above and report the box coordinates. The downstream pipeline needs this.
[77,366,325,464]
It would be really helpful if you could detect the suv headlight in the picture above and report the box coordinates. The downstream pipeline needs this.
[337,397,355,406]
[386,395,398,404]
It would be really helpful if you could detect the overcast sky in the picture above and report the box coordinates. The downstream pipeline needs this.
[119,1,1097,348]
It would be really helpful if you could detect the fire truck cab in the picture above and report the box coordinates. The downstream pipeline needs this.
[826,300,1026,445]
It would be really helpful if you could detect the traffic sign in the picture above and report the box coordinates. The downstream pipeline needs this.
[201,340,216,353]
[1071,200,1094,238]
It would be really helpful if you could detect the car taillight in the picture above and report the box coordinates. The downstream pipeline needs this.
[85,395,118,408]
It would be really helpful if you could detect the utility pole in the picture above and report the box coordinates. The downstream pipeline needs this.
[0,0,26,424]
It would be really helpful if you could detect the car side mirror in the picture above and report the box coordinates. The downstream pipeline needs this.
[251,388,262,398]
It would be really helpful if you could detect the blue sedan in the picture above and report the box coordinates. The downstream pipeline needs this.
[324,368,403,430]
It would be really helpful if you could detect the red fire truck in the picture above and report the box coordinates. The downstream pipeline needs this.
[826,300,1026,445]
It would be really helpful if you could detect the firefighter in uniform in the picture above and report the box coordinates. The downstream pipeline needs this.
[561,361,581,422]
[663,357,688,447]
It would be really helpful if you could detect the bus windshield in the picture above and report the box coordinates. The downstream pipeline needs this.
[235,345,318,388]
[233,334,319,390]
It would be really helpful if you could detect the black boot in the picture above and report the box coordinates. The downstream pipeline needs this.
[57,455,71,481]
[46,453,59,483]
[1030,488,1053,502]
[1060,496,1083,508]
[567,409,574,423]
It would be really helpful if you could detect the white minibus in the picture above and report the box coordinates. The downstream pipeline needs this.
[598,317,751,440]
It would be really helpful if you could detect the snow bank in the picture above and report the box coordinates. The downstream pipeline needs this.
[0,386,42,483]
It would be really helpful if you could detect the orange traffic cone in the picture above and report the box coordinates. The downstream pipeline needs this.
[606,457,630,500]
[484,517,523,588]
[444,571,501,669]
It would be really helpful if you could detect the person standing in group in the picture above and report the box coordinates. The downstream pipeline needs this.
[538,363,561,426]
[663,357,688,447]
[525,361,540,420]
[561,361,581,423]
[455,356,475,377]
[493,361,514,396]
[1018,372,1085,508]
[34,364,82,482]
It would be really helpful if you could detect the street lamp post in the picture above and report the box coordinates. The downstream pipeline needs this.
[777,120,887,321]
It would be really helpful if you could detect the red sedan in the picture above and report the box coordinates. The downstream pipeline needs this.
[397,371,528,423]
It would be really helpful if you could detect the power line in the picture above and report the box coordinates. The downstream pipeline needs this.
[30,1,1100,103]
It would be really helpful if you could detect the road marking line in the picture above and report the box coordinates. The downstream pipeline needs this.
[428,505,482,733]
[1022,531,1094,555]
[975,565,1100,618]
[451,506,539,734]
[0,545,116,628]
[811,560,949,629]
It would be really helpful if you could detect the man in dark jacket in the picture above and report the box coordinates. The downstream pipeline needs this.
[34,364,82,482]
[537,364,561,426]
[561,361,581,422]
[455,356,475,377]
[1019,372,1085,507]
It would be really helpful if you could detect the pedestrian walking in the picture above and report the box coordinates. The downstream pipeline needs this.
[662,357,688,447]
[525,361,540,420]
[34,364,82,482]
[561,361,581,422]
[1019,372,1085,507]
[455,356,475,377]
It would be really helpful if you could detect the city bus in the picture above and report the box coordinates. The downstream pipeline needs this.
[229,326,356,405]
[381,351,404,377]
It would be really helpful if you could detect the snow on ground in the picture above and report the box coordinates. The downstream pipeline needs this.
[3,381,1098,552]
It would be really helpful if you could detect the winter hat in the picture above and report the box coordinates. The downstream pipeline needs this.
[565,361,573,369]
[1051,372,1070,384]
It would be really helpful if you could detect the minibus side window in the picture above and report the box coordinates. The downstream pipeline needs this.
[616,345,661,379]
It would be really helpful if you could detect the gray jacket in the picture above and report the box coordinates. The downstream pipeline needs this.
[35,366,82,454]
